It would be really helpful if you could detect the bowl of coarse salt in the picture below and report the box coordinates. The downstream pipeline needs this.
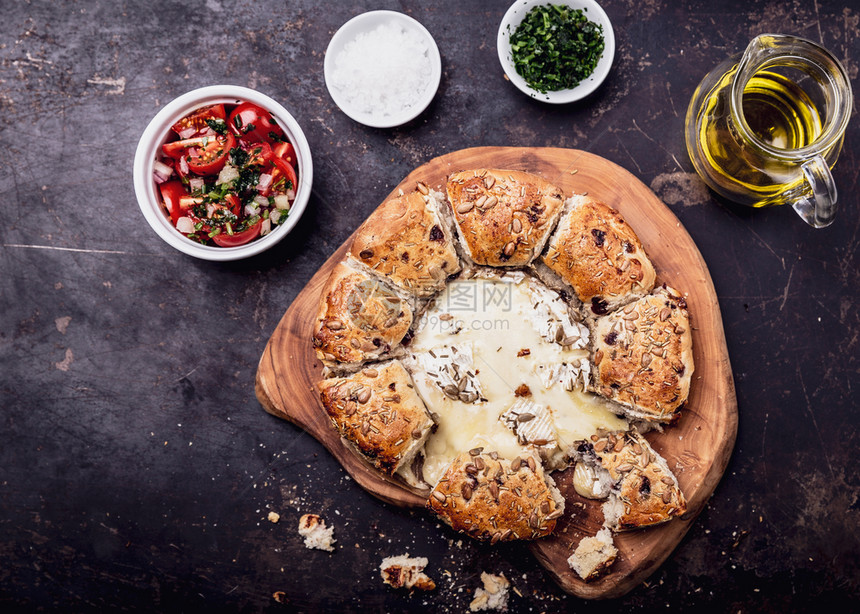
[324,10,441,128]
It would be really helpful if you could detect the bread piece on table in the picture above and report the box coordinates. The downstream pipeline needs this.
[469,572,510,612]
[567,528,618,582]
[427,449,564,542]
[379,554,436,591]
[350,188,461,299]
[297,514,336,552]
[591,285,694,424]
[317,360,435,476]
[312,261,413,369]
[571,428,686,531]
[446,169,564,267]
[541,195,656,316]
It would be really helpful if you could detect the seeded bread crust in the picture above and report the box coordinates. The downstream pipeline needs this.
[426,450,565,542]
[590,285,694,424]
[446,169,564,267]
[572,429,686,531]
[350,188,462,299]
[541,195,656,316]
[317,360,435,476]
[312,262,413,369]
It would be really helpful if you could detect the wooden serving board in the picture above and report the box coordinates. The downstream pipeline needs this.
[255,147,738,599]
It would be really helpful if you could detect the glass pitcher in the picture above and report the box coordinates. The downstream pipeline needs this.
[685,34,853,228]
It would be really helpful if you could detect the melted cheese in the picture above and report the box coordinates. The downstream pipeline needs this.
[409,276,627,484]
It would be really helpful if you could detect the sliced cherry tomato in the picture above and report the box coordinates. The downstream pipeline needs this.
[178,195,203,211]
[160,181,189,225]
[242,141,273,167]
[162,132,236,175]
[272,141,295,164]
[212,218,262,247]
[171,104,226,136]
[224,193,242,216]
[228,102,284,143]
[272,157,298,191]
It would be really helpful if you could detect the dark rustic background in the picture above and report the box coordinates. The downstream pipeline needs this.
[1,1,858,612]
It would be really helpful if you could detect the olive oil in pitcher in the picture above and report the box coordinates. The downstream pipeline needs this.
[685,34,852,226]
[741,70,822,150]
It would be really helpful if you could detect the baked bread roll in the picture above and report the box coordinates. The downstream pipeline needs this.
[590,285,693,424]
[312,261,413,369]
[426,449,565,542]
[540,195,656,315]
[317,360,435,476]
[350,188,461,298]
[571,428,686,531]
[446,169,564,267]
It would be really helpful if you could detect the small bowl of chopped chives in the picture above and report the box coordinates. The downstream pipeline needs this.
[497,0,615,103]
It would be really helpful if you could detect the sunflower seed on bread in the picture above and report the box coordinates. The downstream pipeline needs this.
[447,169,565,267]
[540,195,656,316]
[317,360,434,477]
[590,285,694,424]
[426,450,565,542]
[570,428,686,531]
[312,261,413,369]
[350,189,461,299]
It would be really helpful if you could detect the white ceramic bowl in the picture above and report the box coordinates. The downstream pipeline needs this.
[133,85,313,261]
[497,0,615,103]
[324,10,441,128]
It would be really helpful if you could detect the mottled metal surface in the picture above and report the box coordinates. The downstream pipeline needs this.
[1,0,858,612]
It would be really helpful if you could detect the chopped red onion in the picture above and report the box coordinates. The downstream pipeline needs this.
[189,178,205,192]
[256,173,272,192]
[244,204,260,217]
[178,127,196,139]
[179,156,189,175]
[153,160,173,184]
[176,217,195,233]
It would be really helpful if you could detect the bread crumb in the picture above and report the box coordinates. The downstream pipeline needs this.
[297,513,336,552]
[379,554,436,591]
[567,528,618,581]
[469,572,510,611]
[272,591,287,604]
[267,511,280,523]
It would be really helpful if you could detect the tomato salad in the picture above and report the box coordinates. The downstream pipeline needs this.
[152,102,299,247]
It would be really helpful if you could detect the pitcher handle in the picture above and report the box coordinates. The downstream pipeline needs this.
[791,155,838,228]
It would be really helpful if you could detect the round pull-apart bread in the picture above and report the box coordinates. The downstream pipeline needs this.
[312,170,695,554]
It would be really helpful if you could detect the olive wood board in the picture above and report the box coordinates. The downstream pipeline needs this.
[255,146,738,600]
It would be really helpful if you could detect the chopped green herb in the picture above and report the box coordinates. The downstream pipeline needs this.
[205,118,228,134]
[229,147,249,167]
[509,4,604,94]
[268,131,285,142]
